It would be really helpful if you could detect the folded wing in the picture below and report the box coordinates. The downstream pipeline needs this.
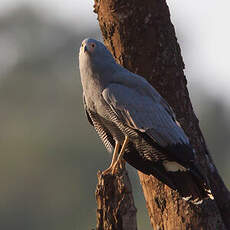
[102,83,194,165]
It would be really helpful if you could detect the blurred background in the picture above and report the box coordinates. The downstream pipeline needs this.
[0,0,229,229]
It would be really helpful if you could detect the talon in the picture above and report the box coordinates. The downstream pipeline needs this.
[102,167,113,175]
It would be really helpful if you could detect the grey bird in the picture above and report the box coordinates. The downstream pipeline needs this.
[79,38,213,203]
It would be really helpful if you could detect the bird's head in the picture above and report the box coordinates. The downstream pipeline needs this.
[79,38,120,87]
[79,38,115,64]
[80,38,97,54]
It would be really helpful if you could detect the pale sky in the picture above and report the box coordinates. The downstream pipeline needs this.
[0,0,229,103]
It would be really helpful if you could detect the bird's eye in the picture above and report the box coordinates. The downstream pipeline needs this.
[91,43,95,48]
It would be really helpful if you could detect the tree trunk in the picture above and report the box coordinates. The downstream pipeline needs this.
[93,0,230,229]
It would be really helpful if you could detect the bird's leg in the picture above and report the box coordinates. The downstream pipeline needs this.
[112,136,129,174]
[102,141,120,175]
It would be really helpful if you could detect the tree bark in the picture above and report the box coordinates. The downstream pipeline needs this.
[93,0,230,229]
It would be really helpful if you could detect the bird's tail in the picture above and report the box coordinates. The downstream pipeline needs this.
[123,143,213,204]
[167,168,213,204]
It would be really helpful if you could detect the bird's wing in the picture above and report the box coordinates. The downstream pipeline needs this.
[102,83,194,163]
[83,95,114,153]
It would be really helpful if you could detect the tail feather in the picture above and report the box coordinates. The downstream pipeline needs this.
[167,170,213,204]
[123,143,214,204]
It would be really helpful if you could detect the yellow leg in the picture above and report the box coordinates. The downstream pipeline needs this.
[112,136,129,174]
[102,141,120,175]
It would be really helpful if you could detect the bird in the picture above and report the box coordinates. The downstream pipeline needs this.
[78,38,213,203]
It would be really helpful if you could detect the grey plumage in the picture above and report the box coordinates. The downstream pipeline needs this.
[79,38,213,203]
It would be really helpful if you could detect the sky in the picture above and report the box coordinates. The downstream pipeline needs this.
[168,1,230,103]
[0,0,229,103]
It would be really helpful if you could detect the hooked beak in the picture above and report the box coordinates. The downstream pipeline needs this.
[84,45,87,53]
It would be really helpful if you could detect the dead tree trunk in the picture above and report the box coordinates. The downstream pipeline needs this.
[95,171,137,230]
[93,0,230,229]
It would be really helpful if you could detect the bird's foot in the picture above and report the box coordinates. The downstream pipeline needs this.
[101,159,125,175]
[101,166,113,175]
[111,158,125,174]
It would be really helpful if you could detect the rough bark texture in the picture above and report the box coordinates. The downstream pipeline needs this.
[96,170,137,230]
[93,0,230,229]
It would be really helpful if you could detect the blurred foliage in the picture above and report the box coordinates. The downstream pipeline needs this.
[0,7,229,230]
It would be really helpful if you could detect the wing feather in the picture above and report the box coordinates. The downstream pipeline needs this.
[102,83,188,145]
[102,83,194,163]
